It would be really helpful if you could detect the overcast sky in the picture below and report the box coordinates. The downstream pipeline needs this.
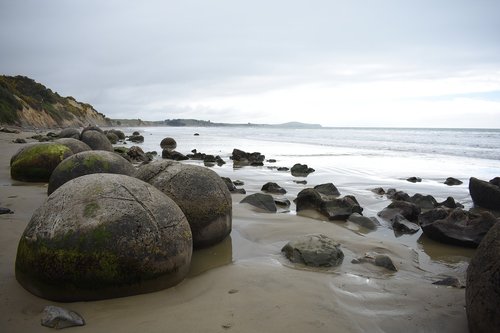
[1,0,500,127]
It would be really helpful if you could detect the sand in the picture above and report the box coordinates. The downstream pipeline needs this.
[0,130,469,332]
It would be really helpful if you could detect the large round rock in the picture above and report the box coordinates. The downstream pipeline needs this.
[15,173,192,302]
[48,150,136,195]
[54,138,92,154]
[80,130,113,151]
[10,143,73,182]
[466,222,500,332]
[136,161,232,248]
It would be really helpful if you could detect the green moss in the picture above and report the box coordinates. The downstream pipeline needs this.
[83,202,100,218]
[83,155,110,171]
[10,144,72,182]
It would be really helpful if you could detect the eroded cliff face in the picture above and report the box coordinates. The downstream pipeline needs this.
[0,75,110,129]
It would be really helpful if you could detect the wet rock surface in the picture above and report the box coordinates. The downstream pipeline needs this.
[240,193,277,213]
[41,305,85,329]
[282,234,344,267]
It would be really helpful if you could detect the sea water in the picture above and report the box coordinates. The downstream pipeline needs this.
[118,126,500,272]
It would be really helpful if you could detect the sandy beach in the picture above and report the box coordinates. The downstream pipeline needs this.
[0,129,471,333]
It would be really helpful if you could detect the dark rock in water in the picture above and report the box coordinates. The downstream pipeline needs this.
[432,276,462,288]
[47,150,136,195]
[469,177,500,211]
[10,143,73,182]
[162,149,189,161]
[386,189,411,202]
[277,167,289,171]
[295,188,362,220]
[294,180,307,185]
[221,177,246,194]
[240,193,277,213]
[438,196,464,209]
[379,201,421,222]
[0,207,14,214]
[371,187,385,195]
[127,145,151,163]
[267,159,277,163]
[282,234,344,267]
[444,177,463,186]
[132,131,140,136]
[160,137,177,150]
[54,138,91,154]
[107,129,125,140]
[0,127,20,134]
[409,193,438,210]
[41,305,85,329]
[347,213,380,230]
[351,253,397,271]
[466,222,500,333]
[128,134,144,143]
[407,176,422,183]
[291,163,315,177]
[392,214,420,235]
[314,183,340,197]
[194,133,200,136]
[231,148,265,166]
[16,174,192,301]
[81,130,114,151]
[136,161,232,249]
[261,182,287,194]
[419,208,498,247]
[490,177,500,187]
[233,180,244,186]
[13,138,26,143]
[274,197,291,208]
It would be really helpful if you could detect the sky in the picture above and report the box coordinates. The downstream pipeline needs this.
[1,0,500,128]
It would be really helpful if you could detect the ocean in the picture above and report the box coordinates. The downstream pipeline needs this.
[118,126,499,272]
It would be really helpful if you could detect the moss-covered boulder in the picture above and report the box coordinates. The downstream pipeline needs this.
[48,150,136,195]
[136,161,232,248]
[10,143,73,182]
[80,130,113,151]
[15,173,192,302]
[54,138,92,154]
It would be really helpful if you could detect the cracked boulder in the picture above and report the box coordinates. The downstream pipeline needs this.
[136,161,232,248]
[15,173,192,302]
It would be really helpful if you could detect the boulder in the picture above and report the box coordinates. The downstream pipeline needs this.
[106,132,119,144]
[240,193,277,213]
[10,143,73,182]
[438,196,464,209]
[407,176,422,183]
[81,125,104,134]
[466,222,500,332]
[135,161,232,248]
[48,150,136,195]
[13,138,26,143]
[54,138,92,154]
[371,187,386,195]
[419,208,498,247]
[221,177,246,194]
[352,253,397,271]
[127,145,151,163]
[409,193,438,210]
[295,188,362,220]
[378,201,421,222]
[107,129,125,140]
[469,177,500,211]
[80,130,114,151]
[282,234,344,267]
[231,149,265,166]
[160,137,177,150]
[162,149,188,161]
[314,183,341,197]
[261,182,287,194]
[128,134,144,143]
[444,177,463,186]
[291,163,315,177]
[15,173,192,301]
[57,128,80,139]
[386,189,411,202]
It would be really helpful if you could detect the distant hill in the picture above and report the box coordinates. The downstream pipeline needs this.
[0,75,110,128]
[114,118,322,128]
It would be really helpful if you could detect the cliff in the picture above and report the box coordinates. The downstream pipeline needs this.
[0,75,110,128]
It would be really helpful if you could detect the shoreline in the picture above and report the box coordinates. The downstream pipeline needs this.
[0,129,471,332]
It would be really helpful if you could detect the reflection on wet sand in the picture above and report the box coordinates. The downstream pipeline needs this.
[188,236,233,277]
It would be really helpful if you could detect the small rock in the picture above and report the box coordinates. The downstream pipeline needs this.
[432,276,463,288]
[291,163,315,177]
[162,149,189,161]
[233,180,244,186]
[407,177,422,183]
[261,182,287,194]
[274,197,291,208]
[0,207,14,214]
[267,159,277,163]
[240,193,277,212]
[13,138,26,144]
[294,180,307,185]
[282,234,344,267]
[371,187,385,195]
[444,177,463,186]
[41,305,85,329]
[374,255,398,271]
[347,213,380,230]
[314,183,341,197]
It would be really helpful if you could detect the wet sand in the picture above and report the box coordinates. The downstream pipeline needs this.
[0,130,469,332]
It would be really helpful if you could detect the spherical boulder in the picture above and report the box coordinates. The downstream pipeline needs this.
[106,132,119,144]
[48,150,136,195]
[10,143,73,182]
[466,221,500,332]
[80,130,113,151]
[15,173,192,302]
[136,160,232,248]
[160,137,177,150]
[54,138,92,154]
[58,128,80,139]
